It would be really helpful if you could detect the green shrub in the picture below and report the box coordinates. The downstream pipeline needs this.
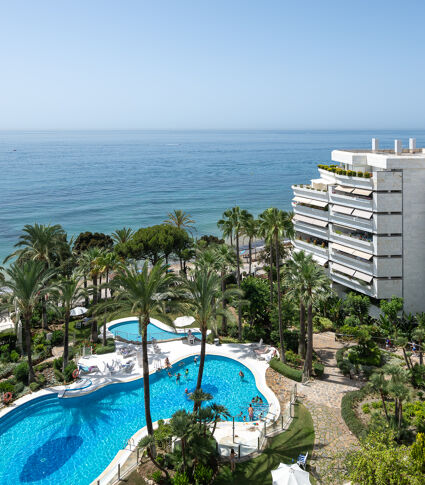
[14,361,29,384]
[357,171,363,177]
[341,388,369,439]
[33,332,46,345]
[285,349,303,367]
[362,403,371,414]
[365,172,372,178]
[313,316,334,333]
[38,374,46,385]
[53,357,63,371]
[9,350,20,363]
[29,382,40,392]
[193,464,213,484]
[34,362,50,372]
[371,400,382,409]
[64,361,77,382]
[270,357,303,382]
[14,381,25,394]
[50,330,64,346]
[95,344,115,355]
[150,470,162,483]
[313,362,325,378]
[0,380,14,393]
[172,471,189,485]
[54,369,65,382]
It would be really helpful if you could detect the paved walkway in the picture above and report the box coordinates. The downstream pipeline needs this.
[266,332,362,484]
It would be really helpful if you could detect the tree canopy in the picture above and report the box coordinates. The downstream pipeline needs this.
[73,231,113,253]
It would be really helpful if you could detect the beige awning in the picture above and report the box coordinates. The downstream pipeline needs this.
[333,205,354,215]
[335,185,354,194]
[352,209,373,219]
[352,188,372,196]
[293,196,328,208]
[293,214,328,228]
[331,243,355,255]
[354,271,373,283]
[352,250,373,260]
[332,263,356,277]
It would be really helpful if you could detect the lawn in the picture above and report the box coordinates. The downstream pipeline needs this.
[214,403,315,485]
[125,403,315,485]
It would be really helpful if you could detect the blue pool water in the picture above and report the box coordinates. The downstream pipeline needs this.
[109,320,202,342]
[0,355,267,485]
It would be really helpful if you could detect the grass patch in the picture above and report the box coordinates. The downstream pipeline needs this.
[269,357,303,382]
[214,403,315,485]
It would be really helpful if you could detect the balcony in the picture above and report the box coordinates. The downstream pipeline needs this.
[329,190,373,211]
[292,184,329,201]
[330,249,373,274]
[330,210,373,232]
[330,269,402,299]
[329,225,373,252]
[293,203,329,221]
[318,168,373,189]
[330,269,375,297]
[293,219,329,240]
[293,238,329,260]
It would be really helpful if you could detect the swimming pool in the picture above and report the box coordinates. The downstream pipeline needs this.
[109,320,202,342]
[0,355,267,485]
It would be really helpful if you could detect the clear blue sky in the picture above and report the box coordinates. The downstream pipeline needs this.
[1,1,425,130]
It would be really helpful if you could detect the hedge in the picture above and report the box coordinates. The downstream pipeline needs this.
[313,362,325,378]
[341,387,369,440]
[269,357,303,382]
[95,344,115,355]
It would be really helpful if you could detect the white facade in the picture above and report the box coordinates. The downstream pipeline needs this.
[291,138,425,314]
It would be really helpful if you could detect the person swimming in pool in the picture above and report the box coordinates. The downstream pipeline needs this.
[185,388,189,394]
[167,371,172,378]
[239,370,244,379]
[176,372,181,383]
[194,356,198,365]
[165,357,171,369]
[185,368,189,378]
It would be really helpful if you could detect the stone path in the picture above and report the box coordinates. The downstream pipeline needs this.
[266,332,362,484]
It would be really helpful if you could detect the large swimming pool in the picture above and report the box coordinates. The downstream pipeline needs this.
[0,355,267,485]
[109,320,202,342]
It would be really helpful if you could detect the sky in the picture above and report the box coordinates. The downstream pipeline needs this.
[1,1,425,130]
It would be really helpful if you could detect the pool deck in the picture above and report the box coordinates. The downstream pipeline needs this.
[0,317,281,485]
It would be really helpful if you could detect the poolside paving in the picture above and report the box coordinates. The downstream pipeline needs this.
[266,332,362,484]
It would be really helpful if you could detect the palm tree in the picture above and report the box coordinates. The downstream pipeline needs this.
[413,313,425,366]
[164,210,196,233]
[181,267,241,404]
[259,209,293,362]
[285,251,311,358]
[217,209,234,246]
[218,207,250,340]
[51,274,86,371]
[4,223,67,329]
[241,215,258,275]
[369,369,390,422]
[297,256,330,378]
[106,261,178,436]
[97,251,121,299]
[214,244,237,335]
[0,261,55,383]
[79,247,104,305]
[112,227,135,245]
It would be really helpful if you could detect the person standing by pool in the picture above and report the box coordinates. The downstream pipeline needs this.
[248,404,254,421]
[230,448,236,472]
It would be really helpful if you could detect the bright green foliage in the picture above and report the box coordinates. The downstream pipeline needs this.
[73,231,113,254]
[241,276,270,327]
[193,464,213,485]
[346,430,423,485]
[411,433,425,473]
[116,224,190,264]
[343,292,371,323]
[269,357,303,382]
[14,361,29,384]
[172,472,190,485]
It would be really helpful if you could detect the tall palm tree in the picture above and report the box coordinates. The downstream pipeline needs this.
[97,251,121,299]
[112,227,135,245]
[259,208,293,362]
[285,251,311,358]
[51,274,86,371]
[181,267,241,406]
[79,247,104,305]
[4,223,67,329]
[241,215,258,275]
[0,261,55,382]
[106,261,178,436]
[217,209,234,246]
[297,257,330,379]
[164,210,195,233]
[218,207,249,340]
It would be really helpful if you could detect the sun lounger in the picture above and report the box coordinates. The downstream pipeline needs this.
[78,364,100,375]
[250,338,263,349]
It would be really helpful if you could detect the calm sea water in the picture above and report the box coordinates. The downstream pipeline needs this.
[1,130,424,263]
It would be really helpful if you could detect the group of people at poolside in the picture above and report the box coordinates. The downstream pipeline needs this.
[236,396,265,422]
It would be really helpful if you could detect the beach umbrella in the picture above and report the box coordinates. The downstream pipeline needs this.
[271,463,311,485]
[174,316,195,327]
[70,306,88,317]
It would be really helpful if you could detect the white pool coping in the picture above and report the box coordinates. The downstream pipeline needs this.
[0,317,281,485]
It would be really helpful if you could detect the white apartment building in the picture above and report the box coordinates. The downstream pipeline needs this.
[291,138,425,314]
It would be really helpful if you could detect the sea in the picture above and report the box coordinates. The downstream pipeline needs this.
[1,130,424,264]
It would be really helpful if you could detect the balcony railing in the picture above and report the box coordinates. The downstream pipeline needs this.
[329,192,373,211]
[329,228,373,252]
[330,250,373,274]
[293,204,329,221]
[292,185,329,201]
[293,239,329,259]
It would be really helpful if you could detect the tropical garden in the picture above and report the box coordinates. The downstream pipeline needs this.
[0,207,425,483]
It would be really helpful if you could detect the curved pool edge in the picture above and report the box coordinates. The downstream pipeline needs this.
[90,346,280,485]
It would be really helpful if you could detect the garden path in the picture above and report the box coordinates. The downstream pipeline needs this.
[266,332,362,484]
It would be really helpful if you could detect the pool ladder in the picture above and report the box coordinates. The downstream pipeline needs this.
[123,437,136,450]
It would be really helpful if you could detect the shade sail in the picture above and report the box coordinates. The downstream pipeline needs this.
[331,263,356,277]
[354,271,373,283]
[331,242,355,255]
[335,185,354,193]
[312,255,328,266]
[174,316,195,327]
[352,188,372,196]
[332,204,354,215]
[293,197,328,208]
[352,209,373,219]
[293,214,328,228]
